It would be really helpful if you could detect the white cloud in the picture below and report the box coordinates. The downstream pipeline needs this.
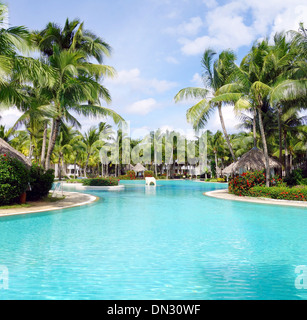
[165,56,179,64]
[208,105,241,134]
[106,68,177,94]
[126,98,158,115]
[0,108,23,128]
[203,0,218,8]
[177,0,307,55]
[165,16,203,37]
[191,73,204,87]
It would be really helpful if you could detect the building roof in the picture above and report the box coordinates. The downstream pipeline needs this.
[0,138,32,168]
[223,148,282,174]
[133,163,146,172]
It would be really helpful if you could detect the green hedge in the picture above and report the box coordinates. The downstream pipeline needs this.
[27,165,55,201]
[144,170,154,177]
[249,186,307,201]
[0,154,29,205]
[82,178,119,186]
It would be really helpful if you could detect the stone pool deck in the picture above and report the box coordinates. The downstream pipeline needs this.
[0,192,98,218]
[204,189,307,208]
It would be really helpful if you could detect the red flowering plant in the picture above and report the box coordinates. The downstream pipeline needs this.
[249,186,307,201]
[229,170,266,196]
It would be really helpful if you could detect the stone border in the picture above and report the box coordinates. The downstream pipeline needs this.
[204,189,307,208]
[75,185,125,191]
[0,191,99,218]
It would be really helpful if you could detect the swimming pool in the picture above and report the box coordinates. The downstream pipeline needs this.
[0,180,306,300]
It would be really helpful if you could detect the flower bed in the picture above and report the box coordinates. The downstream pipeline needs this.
[249,186,307,201]
[229,170,267,196]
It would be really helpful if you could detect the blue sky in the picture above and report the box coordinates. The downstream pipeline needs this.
[2,0,307,138]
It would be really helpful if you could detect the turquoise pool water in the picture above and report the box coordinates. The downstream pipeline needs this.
[0,180,306,300]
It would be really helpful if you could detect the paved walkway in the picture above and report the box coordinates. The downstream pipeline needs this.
[204,189,307,208]
[0,192,98,218]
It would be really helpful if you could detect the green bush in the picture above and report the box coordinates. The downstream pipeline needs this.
[0,154,29,205]
[27,165,55,201]
[284,169,304,186]
[82,178,119,186]
[144,170,154,177]
[249,186,307,201]
[217,178,226,183]
[118,171,136,180]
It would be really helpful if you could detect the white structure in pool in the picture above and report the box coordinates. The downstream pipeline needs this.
[145,177,157,186]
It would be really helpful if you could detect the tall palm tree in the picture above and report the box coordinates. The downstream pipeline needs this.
[82,126,102,178]
[212,34,306,184]
[32,18,112,63]
[175,49,237,162]
[44,47,123,170]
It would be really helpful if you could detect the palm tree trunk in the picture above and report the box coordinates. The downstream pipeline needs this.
[258,108,270,187]
[277,107,283,177]
[214,152,218,178]
[58,154,62,181]
[284,131,290,177]
[84,153,90,178]
[74,159,77,180]
[218,104,236,162]
[45,118,61,170]
[28,134,33,161]
[253,108,257,148]
[40,121,48,168]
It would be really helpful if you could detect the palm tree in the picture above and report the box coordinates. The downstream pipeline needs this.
[82,126,103,178]
[207,131,225,178]
[44,47,123,170]
[175,49,237,162]
[212,33,306,184]
[32,18,112,63]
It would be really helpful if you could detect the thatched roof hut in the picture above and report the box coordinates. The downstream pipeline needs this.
[223,148,281,175]
[223,162,237,175]
[0,138,31,168]
[133,163,146,173]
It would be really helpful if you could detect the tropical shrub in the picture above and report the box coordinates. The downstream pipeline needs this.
[249,186,307,201]
[229,171,266,196]
[127,170,136,180]
[82,178,119,186]
[284,169,305,186]
[118,170,136,180]
[0,154,29,205]
[217,178,226,182]
[27,165,55,201]
[144,170,154,178]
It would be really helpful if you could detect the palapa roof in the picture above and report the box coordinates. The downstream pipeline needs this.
[133,163,146,172]
[0,138,32,168]
[223,162,237,175]
[224,148,281,174]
